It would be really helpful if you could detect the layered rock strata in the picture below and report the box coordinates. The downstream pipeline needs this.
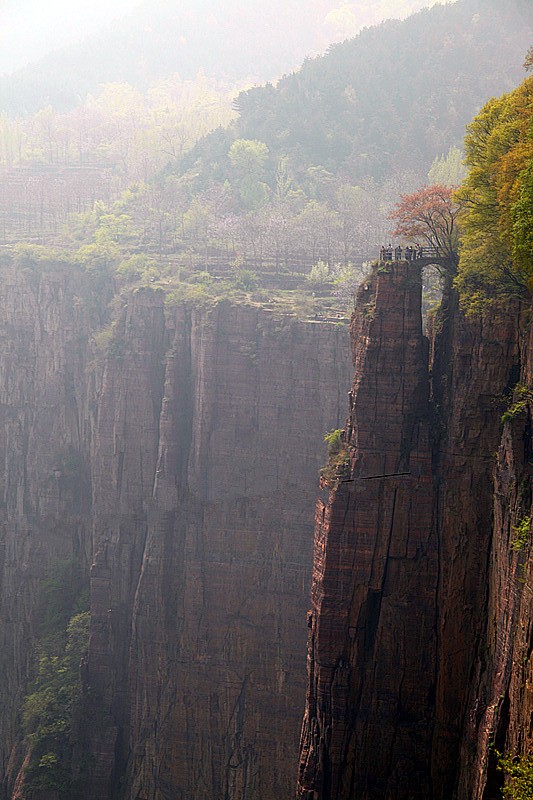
[120,300,352,800]
[431,292,524,800]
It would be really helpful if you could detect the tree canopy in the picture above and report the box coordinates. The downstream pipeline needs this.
[390,184,460,270]
[454,74,533,308]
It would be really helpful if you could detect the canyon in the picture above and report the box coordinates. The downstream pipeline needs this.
[1,253,533,800]
[1,2,531,797]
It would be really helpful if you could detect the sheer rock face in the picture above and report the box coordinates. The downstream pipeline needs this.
[298,262,438,799]
[5,258,533,800]
[0,264,99,799]
[122,302,352,800]
[431,293,524,800]
[0,270,352,800]
[297,262,526,800]
[452,307,533,800]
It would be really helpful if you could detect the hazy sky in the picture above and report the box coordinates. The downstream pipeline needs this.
[0,0,450,77]
[0,0,143,74]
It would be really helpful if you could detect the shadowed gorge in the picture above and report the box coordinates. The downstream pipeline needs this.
[2,1,533,798]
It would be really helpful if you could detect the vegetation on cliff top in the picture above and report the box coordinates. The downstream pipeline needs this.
[2,0,531,265]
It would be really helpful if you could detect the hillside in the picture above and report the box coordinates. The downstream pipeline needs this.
[182,0,533,188]
[2,0,531,285]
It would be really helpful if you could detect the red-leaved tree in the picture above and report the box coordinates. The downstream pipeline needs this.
[390,184,460,271]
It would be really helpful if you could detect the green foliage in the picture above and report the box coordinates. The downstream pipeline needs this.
[306,261,332,289]
[92,321,125,361]
[23,610,90,792]
[428,146,467,187]
[511,516,531,553]
[23,611,90,733]
[188,271,214,286]
[501,385,532,425]
[12,243,77,272]
[321,429,350,486]
[116,254,159,282]
[22,556,90,796]
[228,139,270,210]
[498,751,533,799]
[228,139,269,176]
[164,282,221,308]
[454,76,533,309]
[238,175,270,211]
[511,162,533,273]
[232,269,259,291]
[324,428,343,456]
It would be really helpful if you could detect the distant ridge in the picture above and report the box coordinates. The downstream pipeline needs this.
[178,0,533,185]
[1,0,452,115]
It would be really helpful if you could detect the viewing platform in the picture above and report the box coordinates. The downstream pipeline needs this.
[379,245,455,271]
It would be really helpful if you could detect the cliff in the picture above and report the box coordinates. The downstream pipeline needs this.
[0,266,353,800]
[0,261,98,798]
[297,260,531,799]
[4,254,533,800]
[298,261,438,799]
[88,295,352,800]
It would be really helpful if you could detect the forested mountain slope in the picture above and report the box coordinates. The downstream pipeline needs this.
[3,0,531,288]
[182,0,532,188]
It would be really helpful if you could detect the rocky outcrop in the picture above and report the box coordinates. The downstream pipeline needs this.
[298,261,437,799]
[5,253,533,800]
[0,266,352,800]
[297,262,528,800]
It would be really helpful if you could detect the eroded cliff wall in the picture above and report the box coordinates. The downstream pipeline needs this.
[0,268,353,800]
[298,262,438,799]
[86,294,352,800]
[0,262,100,797]
[297,261,531,800]
[431,292,524,800]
